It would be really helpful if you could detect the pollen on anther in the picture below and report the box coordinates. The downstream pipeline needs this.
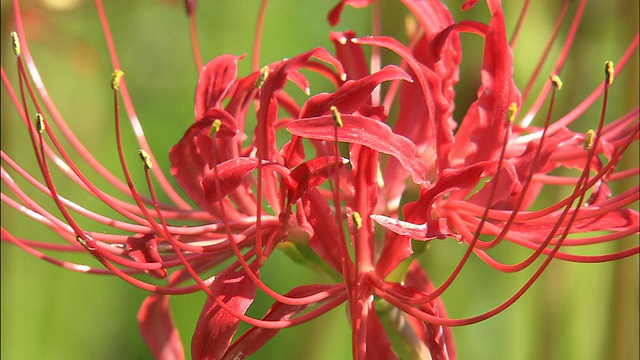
[605,61,615,86]
[210,119,222,136]
[76,235,96,251]
[507,103,518,123]
[10,31,20,56]
[550,74,563,90]
[584,129,595,150]
[352,212,363,230]
[111,69,125,90]
[139,149,153,169]
[256,66,269,89]
[330,106,343,127]
[404,15,417,38]
[35,113,45,133]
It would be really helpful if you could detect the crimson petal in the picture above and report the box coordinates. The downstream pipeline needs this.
[191,265,258,360]
[127,234,167,279]
[223,284,337,359]
[195,54,243,120]
[300,65,411,118]
[287,114,430,184]
[364,302,399,360]
[371,215,458,241]
[285,156,346,205]
[138,295,185,360]
[328,0,374,26]
[201,157,259,204]
[300,189,344,272]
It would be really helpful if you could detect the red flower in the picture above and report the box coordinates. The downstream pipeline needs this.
[2,0,638,359]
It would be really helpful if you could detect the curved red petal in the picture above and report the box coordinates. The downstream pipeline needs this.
[287,114,430,185]
[285,156,345,205]
[192,265,258,360]
[201,157,259,204]
[300,65,411,118]
[195,54,243,120]
[223,284,337,359]
[127,234,167,279]
[138,295,185,360]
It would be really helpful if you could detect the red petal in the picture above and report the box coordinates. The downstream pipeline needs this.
[371,215,458,241]
[460,0,480,11]
[450,8,521,166]
[170,110,248,216]
[403,262,456,360]
[127,234,167,279]
[195,54,243,120]
[192,265,258,360]
[364,302,399,360]
[201,157,259,203]
[330,30,369,80]
[138,295,185,360]
[406,162,491,223]
[300,65,411,118]
[285,156,345,205]
[255,49,344,212]
[460,0,502,13]
[300,189,344,272]
[327,0,374,26]
[200,108,238,139]
[287,114,430,184]
[352,35,456,173]
[223,284,337,359]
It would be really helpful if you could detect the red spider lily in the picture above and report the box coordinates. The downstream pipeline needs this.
[2,0,638,359]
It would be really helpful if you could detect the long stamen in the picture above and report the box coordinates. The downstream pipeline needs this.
[94,0,192,209]
[185,0,203,72]
[252,0,269,72]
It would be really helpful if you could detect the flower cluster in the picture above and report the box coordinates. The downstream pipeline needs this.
[2,0,638,359]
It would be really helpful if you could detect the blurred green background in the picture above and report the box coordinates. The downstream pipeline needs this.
[1,0,638,359]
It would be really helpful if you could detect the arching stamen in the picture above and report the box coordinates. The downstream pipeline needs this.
[95,0,192,209]
[508,0,531,47]
[252,0,269,72]
[518,0,569,102]
[185,0,203,72]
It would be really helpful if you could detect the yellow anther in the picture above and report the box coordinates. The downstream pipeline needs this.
[35,113,45,133]
[330,106,343,127]
[138,149,153,169]
[10,31,20,56]
[404,15,417,39]
[507,102,518,123]
[550,74,563,90]
[76,235,96,251]
[111,69,125,90]
[376,164,385,188]
[604,61,614,86]
[352,212,363,230]
[209,119,222,137]
[256,66,269,89]
[584,129,595,150]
